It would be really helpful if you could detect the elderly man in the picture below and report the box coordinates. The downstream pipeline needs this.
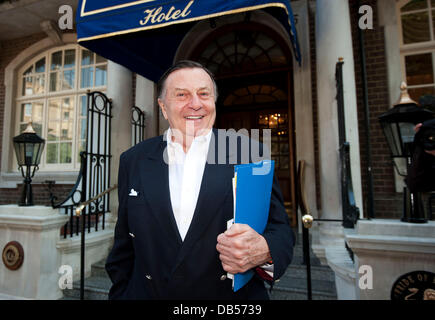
[105,60,294,300]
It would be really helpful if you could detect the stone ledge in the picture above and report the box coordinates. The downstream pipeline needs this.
[356,219,435,238]
[346,234,435,255]
[0,205,68,230]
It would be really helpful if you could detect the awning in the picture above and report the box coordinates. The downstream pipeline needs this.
[77,0,301,82]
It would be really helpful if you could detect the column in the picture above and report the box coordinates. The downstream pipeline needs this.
[314,0,364,262]
[107,61,133,226]
[316,0,363,221]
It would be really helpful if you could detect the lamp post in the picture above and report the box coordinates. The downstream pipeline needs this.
[13,122,45,206]
[379,82,434,223]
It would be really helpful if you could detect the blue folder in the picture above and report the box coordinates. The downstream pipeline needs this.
[232,160,275,292]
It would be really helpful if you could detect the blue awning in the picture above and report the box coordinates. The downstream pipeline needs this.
[77,0,301,82]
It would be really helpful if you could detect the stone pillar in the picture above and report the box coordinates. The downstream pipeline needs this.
[314,0,363,257]
[107,61,132,226]
[135,75,158,139]
[0,205,68,299]
[316,0,363,220]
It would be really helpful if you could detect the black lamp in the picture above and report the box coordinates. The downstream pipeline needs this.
[379,82,434,223]
[13,122,45,206]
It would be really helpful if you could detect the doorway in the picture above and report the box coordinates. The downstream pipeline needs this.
[190,22,297,226]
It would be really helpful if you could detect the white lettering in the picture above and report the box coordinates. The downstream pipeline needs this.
[58,265,73,290]
[359,265,373,290]
[358,5,373,30]
[58,5,73,30]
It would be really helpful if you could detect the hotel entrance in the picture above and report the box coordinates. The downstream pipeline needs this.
[189,22,297,226]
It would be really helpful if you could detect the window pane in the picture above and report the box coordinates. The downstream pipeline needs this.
[21,103,32,122]
[35,58,45,73]
[48,121,60,141]
[34,74,45,94]
[95,65,107,86]
[23,65,33,75]
[62,69,75,90]
[49,72,58,92]
[405,53,434,85]
[81,50,93,65]
[81,67,93,88]
[51,51,62,70]
[80,95,87,116]
[22,76,33,95]
[33,102,43,123]
[49,99,61,120]
[402,12,431,44]
[64,49,75,68]
[61,121,73,139]
[46,143,59,163]
[401,0,427,12]
[80,118,87,140]
[60,142,72,163]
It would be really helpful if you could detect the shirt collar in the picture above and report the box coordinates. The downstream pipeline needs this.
[166,128,213,150]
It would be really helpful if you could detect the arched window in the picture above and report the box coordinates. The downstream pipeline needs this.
[193,23,292,78]
[223,84,287,106]
[398,0,435,105]
[16,44,107,171]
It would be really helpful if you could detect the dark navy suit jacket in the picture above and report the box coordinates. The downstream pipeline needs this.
[105,129,295,299]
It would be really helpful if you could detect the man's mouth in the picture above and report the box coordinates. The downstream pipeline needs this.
[185,115,205,120]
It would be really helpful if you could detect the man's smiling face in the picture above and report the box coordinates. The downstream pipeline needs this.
[158,67,217,139]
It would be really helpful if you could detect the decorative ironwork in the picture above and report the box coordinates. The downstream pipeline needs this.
[51,91,112,238]
[335,59,360,228]
[131,106,146,145]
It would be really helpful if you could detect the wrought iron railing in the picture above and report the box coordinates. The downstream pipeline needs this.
[50,91,113,237]
[335,58,360,228]
[131,106,146,146]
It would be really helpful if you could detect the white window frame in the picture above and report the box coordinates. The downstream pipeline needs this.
[14,44,107,172]
[397,0,435,98]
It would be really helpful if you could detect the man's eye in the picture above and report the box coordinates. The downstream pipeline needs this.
[177,93,185,97]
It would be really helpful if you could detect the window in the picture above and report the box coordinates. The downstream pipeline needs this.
[195,26,291,77]
[399,0,435,107]
[16,45,107,171]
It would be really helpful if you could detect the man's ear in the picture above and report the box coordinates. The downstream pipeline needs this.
[158,98,168,120]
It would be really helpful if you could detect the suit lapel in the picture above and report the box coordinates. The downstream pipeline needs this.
[140,137,182,245]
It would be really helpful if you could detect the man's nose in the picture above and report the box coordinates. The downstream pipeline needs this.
[189,93,202,110]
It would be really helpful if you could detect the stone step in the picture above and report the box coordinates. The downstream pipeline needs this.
[62,276,111,300]
[61,232,337,300]
[91,260,108,278]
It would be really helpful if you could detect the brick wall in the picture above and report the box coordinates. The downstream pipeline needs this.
[0,33,74,205]
[349,0,402,218]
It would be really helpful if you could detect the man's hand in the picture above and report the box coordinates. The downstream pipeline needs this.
[216,223,271,274]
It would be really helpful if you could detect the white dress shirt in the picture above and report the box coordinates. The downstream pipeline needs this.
[166,128,213,241]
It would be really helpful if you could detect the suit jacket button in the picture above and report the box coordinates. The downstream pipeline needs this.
[220,275,227,281]
[145,274,152,280]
